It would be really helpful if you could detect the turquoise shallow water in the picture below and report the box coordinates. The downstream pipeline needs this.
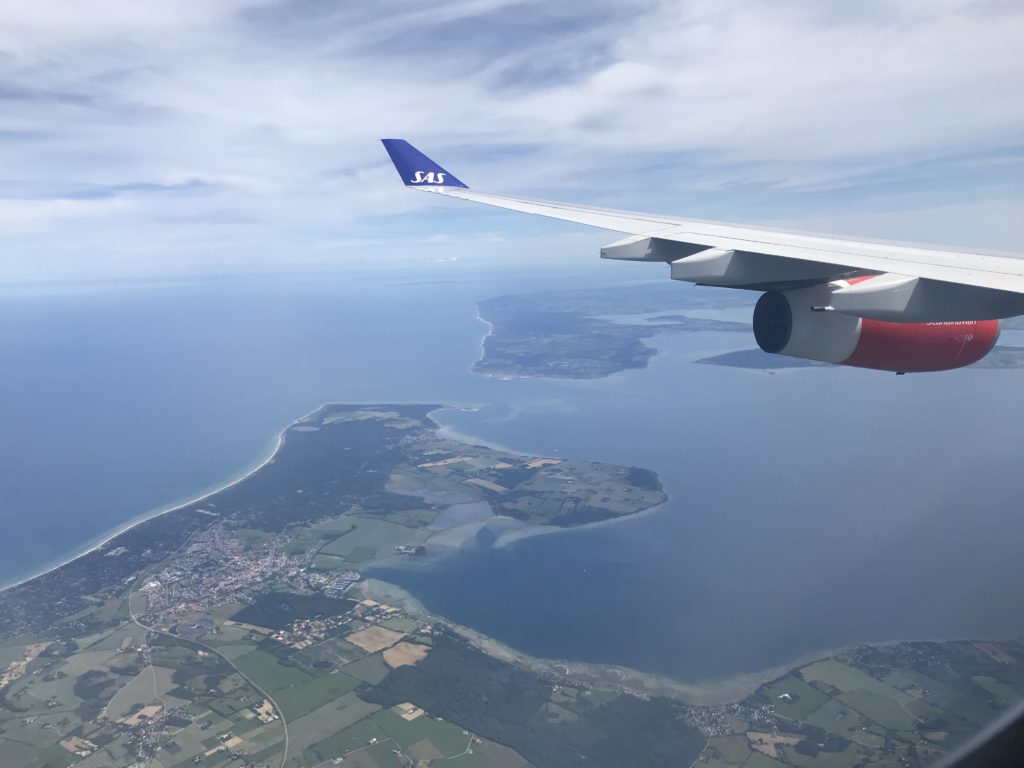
[3,263,1024,681]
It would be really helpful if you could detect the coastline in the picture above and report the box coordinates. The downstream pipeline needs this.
[8,397,1020,714]
[430,406,673,542]
[0,398,544,596]
[470,302,530,380]
[468,300,670,382]
[474,303,493,360]
[0,399,525,596]
[357,577,1017,708]
[0,402,331,595]
[471,299,574,381]
[357,577,847,706]
[431,407,539,458]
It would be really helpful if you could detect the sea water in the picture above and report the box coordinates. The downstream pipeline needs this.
[3,264,1024,681]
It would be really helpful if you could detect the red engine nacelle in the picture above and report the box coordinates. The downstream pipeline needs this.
[753,284,1000,373]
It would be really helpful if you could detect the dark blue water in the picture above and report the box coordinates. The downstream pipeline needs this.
[3,264,1024,682]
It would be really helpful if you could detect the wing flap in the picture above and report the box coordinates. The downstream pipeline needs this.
[656,225,1024,295]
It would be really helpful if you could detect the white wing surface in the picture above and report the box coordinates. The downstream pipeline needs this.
[381,139,1024,317]
[425,187,1024,296]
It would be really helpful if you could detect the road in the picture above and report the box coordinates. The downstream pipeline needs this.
[128,580,291,768]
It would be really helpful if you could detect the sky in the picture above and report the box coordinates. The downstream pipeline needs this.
[1,0,1023,282]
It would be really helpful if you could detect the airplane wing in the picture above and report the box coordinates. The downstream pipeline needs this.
[381,139,1024,299]
[381,138,1024,372]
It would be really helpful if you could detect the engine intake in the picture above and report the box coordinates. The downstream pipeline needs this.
[753,284,1000,372]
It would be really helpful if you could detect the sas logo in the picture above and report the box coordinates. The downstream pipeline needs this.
[410,171,446,184]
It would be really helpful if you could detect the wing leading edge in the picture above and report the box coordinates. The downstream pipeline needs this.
[381,139,1024,303]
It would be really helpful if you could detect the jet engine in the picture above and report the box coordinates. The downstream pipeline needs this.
[753,283,1000,373]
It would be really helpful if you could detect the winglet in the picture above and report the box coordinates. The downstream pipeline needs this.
[381,139,469,189]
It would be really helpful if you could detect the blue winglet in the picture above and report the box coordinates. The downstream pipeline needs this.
[381,139,469,188]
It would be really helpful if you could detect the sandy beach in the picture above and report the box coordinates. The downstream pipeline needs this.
[0,402,332,595]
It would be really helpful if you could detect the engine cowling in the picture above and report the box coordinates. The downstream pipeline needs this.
[753,283,1001,372]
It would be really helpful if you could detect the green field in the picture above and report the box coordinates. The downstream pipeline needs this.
[343,653,392,685]
[273,672,361,719]
[372,740,409,767]
[106,665,184,718]
[294,635,366,670]
[746,752,787,768]
[285,692,381,761]
[0,713,67,751]
[444,738,531,768]
[803,697,867,738]
[705,735,751,764]
[760,675,829,720]
[972,675,1019,704]
[384,508,437,527]
[836,690,916,731]
[919,693,1003,727]
[308,517,361,535]
[341,546,378,565]
[234,650,312,691]
[304,716,389,764]
[801,659,912,704]
[239,720,287,752]
[851,729,886,749]
[372,707,471,757]
[312,553,348,570]
[381,617,421,633]
[318,518,418,559]
[28,744,78,768]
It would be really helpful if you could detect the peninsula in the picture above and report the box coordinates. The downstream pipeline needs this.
[0,405,691,768]
[474,283,748,379]
[1,405,1022,768]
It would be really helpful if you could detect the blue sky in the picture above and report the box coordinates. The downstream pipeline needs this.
[1,0,1023,281]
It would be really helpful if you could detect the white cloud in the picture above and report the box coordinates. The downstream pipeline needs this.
[0,0,1021,281]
